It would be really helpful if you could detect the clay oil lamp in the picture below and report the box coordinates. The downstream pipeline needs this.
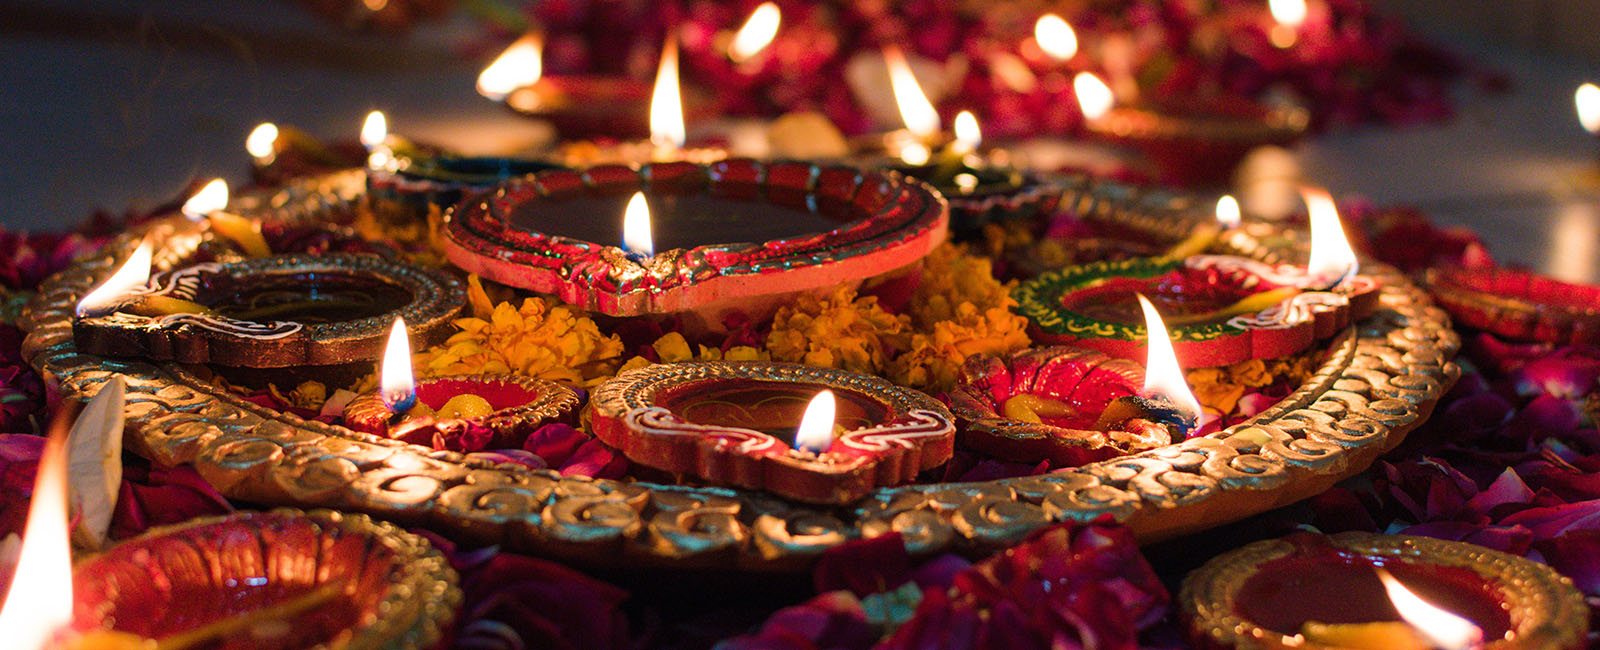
[1015,191,1376,367]
[949,296,1204,466]
[0,383,458,650]
[1179,532,1588,650]
[589,362,956,504]
[71,243,463,368]
[441,158,947,330]
[342,317,582,448]
[1074,71,1310,187]
[1423,266,1600,346]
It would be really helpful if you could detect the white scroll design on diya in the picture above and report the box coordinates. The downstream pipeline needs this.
[838,410,955,452]
[623,406,781,455]
[1226,292,1348,331]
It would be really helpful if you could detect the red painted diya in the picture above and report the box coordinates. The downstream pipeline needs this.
[1014,255,1373,367]
[1086,95,1309,186]
[72,253,463,368]
[500,76,711,139]
[1179,532,1587,650]
[442,159,948,321]
[365,155,567,224]
[589,362,955,505]
[948,346,1180,466]
[71,509,458,650]
[882,161,1061,236]
[1424,265,1600,346]
[342,374,582,448]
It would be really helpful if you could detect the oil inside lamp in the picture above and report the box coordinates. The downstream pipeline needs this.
[379,316,416,414]
[183,179,271,258]
[361,110,394,171]
[1073,72,1114,122]
[1136,294,1204,426]
[651,36,687,154]
[793,389,836,454]
[1303,187,1358,288]
[1269,0,1307,48]
[622,191,655,257]
[884,46,941,165]
[1033,13,1078,62]
[1577,83,1600,135]
[1378,568,1483,650]
[75,239,151,318]
[729,2,781,63]
[477,33,543,102]
[246,122,279,165]
[0,401,75,650]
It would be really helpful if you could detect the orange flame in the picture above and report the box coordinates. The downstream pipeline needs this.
[884,47,941,138]
[246,123,279,163]
[360,110,387,149]
[1216,194,1242,229]
[379,317,415,412]
[1269,0,1307,28]
[1034,14,1078,61]
[1576,83,1600,135]
[1377,568,1482,650]
[1137,295,1202,422]
[623,192,654,257]
[182,178,229,221]
[1302,187,1358,284]
[730,2,781,63]
[650,37,686,151]
[478,33,543,101]
[76,239,152,318]
[1073,72,1114,121]
[794,389,836,453]
[952,110,981,155]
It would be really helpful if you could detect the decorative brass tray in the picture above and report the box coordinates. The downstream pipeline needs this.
[22,170,1460,570]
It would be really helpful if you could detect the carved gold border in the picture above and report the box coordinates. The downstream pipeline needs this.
[22,170,1461,569]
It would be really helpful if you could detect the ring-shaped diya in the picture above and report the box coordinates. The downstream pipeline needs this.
[441,159,948,320]
[1423,265,1600,346]
[71,508,459,650]
[948,346,1177,467]
[882,162,1061,236]
[1087,97,1310,186]
[1178,532,1588,650]
[72,253,463,368]
[342,374,583,448]
[366,155,567,223]
[1014,254,1371,367]
[589,362,955,505]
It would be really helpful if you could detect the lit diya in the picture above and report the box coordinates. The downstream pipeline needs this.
[1075,72,1309,186]
[950,298,1203,466]
[343,318,583,448]
[1179,532,1588,650]
[441,159,947,324]
[589,362,955,505]
[71,246,463,368]
[1423,265,1600,346]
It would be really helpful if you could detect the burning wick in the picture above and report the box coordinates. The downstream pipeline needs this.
[1136,294,1203,430]
[1377,568,1483,650]
[361,110,394,171]
[183,179,272,258]
[622,191,655,258]
[75,238,153,318]
[794,389,837,453]
[650,36,686,155]
[1034,13,1078,62]
[1073,72,1114,122]
[379,317,416,415]
[1302,187,1358,290]
[478,33,543,102]
[246,122,279,165]
[729,2,780,63]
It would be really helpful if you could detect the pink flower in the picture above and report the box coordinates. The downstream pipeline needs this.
[108,465,233,540]
[455,552,634,650]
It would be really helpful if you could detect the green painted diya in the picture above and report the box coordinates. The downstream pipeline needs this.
[1014,255,1356,367]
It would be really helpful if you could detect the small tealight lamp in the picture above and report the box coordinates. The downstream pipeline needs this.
[183,179,272,258]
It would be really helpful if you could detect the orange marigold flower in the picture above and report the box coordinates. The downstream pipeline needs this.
[890,303,1031,393]
[766,285,907,375]
[414,296,624,386]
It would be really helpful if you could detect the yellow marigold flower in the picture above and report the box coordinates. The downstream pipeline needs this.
[412,295,625,386]
[653,332,695,362]
[1186,367,1247,415]
[766,285,907,375]
[724,346,766,361]
[269,380,330,411]
[889,303,1031,393]
[617,356,653,374]
[909,243,1017,329]
[1228,359,1273,388]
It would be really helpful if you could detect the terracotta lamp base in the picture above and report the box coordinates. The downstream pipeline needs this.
[1087,95,1309,187]
[1424,265,1600,346]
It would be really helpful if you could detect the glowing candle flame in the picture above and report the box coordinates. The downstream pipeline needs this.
[478,33,543,101]
[1216,194,1242,229]
[1576,83,1600,135]
[76,238,152,317]
[884,47,941,139]
[1073,72,1114,121]
[1376,568,1483,650]
[953,110,981,155]
[183,178,229,221]
[246,122,279,162]
[1137,295,1203,423]
[623,191,654,257]
[1303,187,1358,284]
[360,110,388,150]
[794,389,836,453]
[730,2,781,63]
[379,317,415,413]
[1034,13,1078,61]
[1270,0,1308,28]
[651,37,687,152]
[0,385,95,649]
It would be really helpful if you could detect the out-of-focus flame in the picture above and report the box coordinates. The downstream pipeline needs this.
[183,178,229,221]
[953,110,981,155]
[651,37,687,151]
[1216,194,1242,229]
[1073,72,1114,121]
[794,389,836,453]
[1376,568,1483,650]
[246,123,279,162]
[0,389,82,649]
[1270,0,1308,28]
[623,191,654,257]
[379,317,415,413]
[1576,83,1600,135]
[478,33,543,101]
[360,110,388,150]
[76,239,152,318]
[730,2,781,63]
[1137,295,1203,423]
[1034,13,1078,61]
[1303,187,1358,283]
[884,47,941,139]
